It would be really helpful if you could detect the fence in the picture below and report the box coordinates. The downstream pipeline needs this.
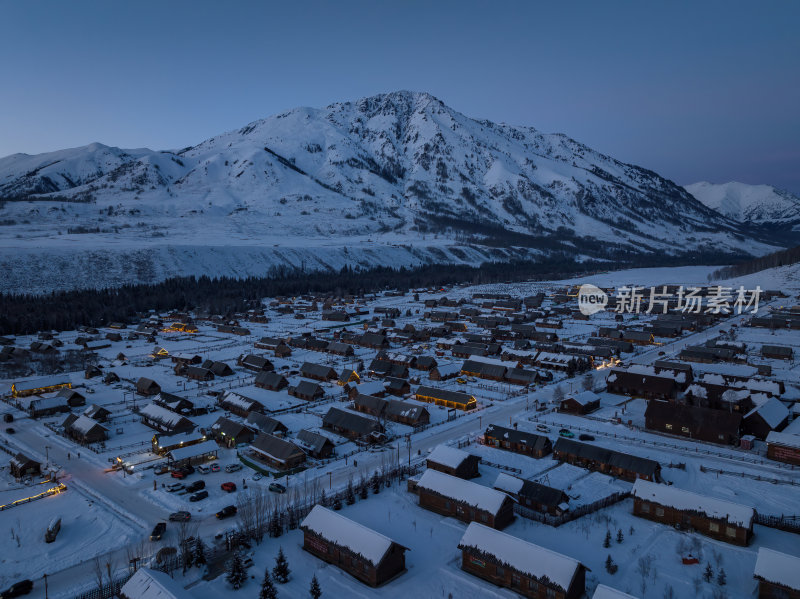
[72,574,133,599]
[514,491,630,527]
[699,465,800,486]
[754,513,800,534]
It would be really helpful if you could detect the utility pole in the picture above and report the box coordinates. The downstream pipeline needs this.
[43,574,48,599]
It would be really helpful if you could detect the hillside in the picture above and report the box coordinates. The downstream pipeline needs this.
[0,91,777,292]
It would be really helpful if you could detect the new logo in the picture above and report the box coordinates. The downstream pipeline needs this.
[577,284,608,315]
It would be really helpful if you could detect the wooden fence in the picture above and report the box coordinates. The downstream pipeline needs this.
[514,491,630,527]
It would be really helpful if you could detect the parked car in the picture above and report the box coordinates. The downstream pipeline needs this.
[5,428,14,434]
[536,424,550,432]
[221,482,237,493]
[189,490,209,502]
[154,464,170,475]
[268,482,286,494]
[197,465,211,475]
[181,464,195,475]
[2,413,13,423]
[171,469,188,479]
[168,511,191,522]
[150,522,166,541]
[0,579,33,598]
[252,473,263,481]
[224,463,242,473]
[210,464,221,473]
[456,378,466,384]
[185,480,205,493]
[216,505,237,519]
[559,428,575,438]
[579,433,596,441]
[165,482,184,492]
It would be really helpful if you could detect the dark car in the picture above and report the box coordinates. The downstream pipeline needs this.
[268,482,286,494]
[220,482,237,493]
[168,511,191,522]
[185,480,205,493]
[579,433,596,441]
[189,490,209,502]
[182,464,195,475]
[150,522,167,541]
[216,505,237,519]
[0,579,33,598]
[2,413,13,423]
[5,428,14,434]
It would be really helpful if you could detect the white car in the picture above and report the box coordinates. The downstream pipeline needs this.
[225,463,242,473]
[165,482,184,492]
[197,465,211,475]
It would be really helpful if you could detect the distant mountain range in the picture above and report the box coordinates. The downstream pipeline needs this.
[685,181,800,233]
[0,91,781,293]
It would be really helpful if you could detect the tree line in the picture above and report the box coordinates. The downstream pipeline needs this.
[709,244,800,281]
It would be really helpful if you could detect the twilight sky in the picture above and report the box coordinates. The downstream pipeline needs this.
[2,1,799,192]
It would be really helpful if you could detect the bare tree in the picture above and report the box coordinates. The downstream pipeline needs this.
[93,556,105,592]
[552,385,565,404]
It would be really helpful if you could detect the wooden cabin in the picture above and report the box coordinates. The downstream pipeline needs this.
[483,424,552,458]
[426,444,481,479]
[416,469,514,529]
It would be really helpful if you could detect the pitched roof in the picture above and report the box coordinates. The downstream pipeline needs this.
[484,424,550,451]
[120,567,188,599]
[250,433,304,464]
[427,444,472,469]
[754,547,800,591]
[323,407,382,436]
[301,505,404,566]
[554,438,659,477]
[296,429,333,454]
[632,479,754,527]
[458,522,581,592]
[416,469,508,513]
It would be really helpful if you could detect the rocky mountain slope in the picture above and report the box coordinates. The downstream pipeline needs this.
[0,91,777,292]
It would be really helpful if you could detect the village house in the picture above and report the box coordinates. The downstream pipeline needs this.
[753,547,800,599]
[742,398,790,440]
[247,433,306,470]
[458,522,586,599]
[415,385,476,411]
[426,444,481,479]
[245,412,288,437]
[322,407,384,443]
[210,416,256,448]
[493,473,569,516]
[345,380,386,400]
[483,424,552,458]
[301,505,408,587]
[559,390,601,414]
[645,400,741,445]
[151,431,207,455]
[415,469,515,529]
[10,452,41,478]
[605,369,677,400]
[83,404,111,422]
[11,375,71,398]
[237,354,274,372]
[201,360,234,377]
[62,414,108,444]
[300,362,338,382]
[136,377,161,397]
[288,380,325,401]
[632,479,754,546]
[338,369,360,386]
[119,567,189,599]
[295,429,335,459]
[765,431,800,466]
[138,403,196,434]
[553,438,660,482]
[183,365,214,381]
[218,391,264,417]
[352,394,430,427]
[761,344,794,361]
[383,376,411,397]
[254,371,289,391]
[428,363,462,381]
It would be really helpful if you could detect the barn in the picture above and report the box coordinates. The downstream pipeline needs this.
[632,479,754,546]
[300,505,408,587]
[426,444,481,479]
[416,469,514,529]
[458,522,586,599]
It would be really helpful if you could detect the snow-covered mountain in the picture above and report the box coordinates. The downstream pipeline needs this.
[685,181,800,227]
[0,91,777,292]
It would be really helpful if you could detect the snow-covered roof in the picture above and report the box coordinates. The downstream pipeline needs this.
[745,397,789,429]
[569,390,600,406]
[754,547,800,591]
[168,440,218,462]
[632,479,754,527]
[68,415,106,435]
[493,472,524,495]
[766,431,800,450]
[427,444,471,469]
[220,391,259,410]
[417,469,508,513]
[139,403,189,427]
[13,375,71,392]
[434,363,462,375]
[300,505,402,566]
[458,522,581,592]
[592,584,640,599]
[120,567,188,599]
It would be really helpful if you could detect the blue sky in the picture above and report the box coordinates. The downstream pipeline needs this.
[1,1,798,192]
